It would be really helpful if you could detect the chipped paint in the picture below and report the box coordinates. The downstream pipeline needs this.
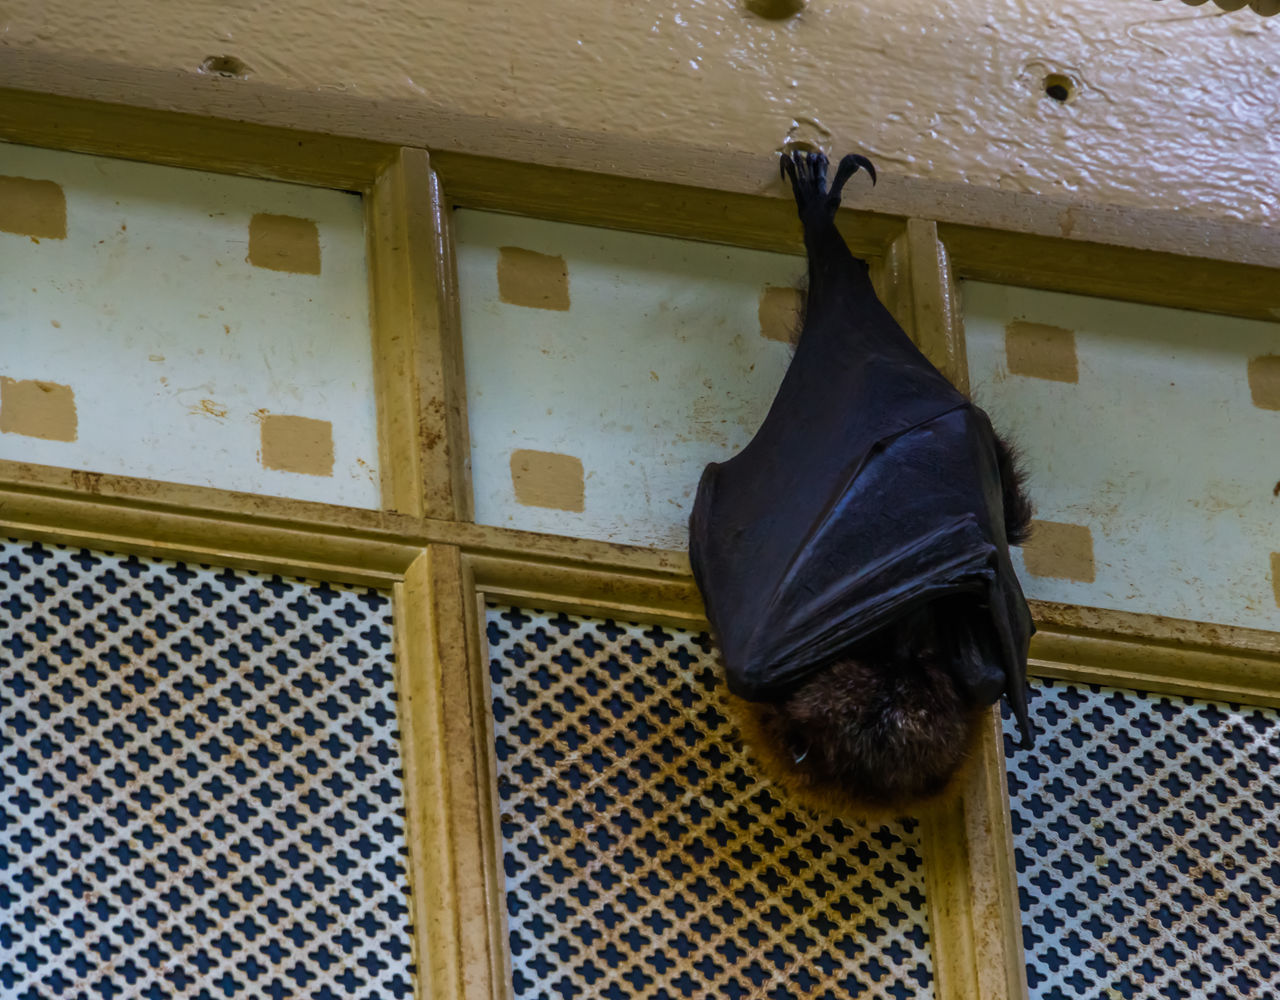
[0,175,66,239]
[260,413,335,476]
[757,285,803,344]
[1022,519,1096,583]
[1005,320,1078,383]
[1247,355,1280,410]
[497,246,570,311]
[510,449,585,511]
[0,377,77,441]
[247,213,321,274]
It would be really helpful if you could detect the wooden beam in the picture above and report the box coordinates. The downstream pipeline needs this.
[2,71,1276,322]
[367,148,473,519]
[0,82,395,190]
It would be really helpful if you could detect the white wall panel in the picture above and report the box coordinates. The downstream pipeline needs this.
[0,142,379,507]
[964,281,1280,630]
[456,210,803,549]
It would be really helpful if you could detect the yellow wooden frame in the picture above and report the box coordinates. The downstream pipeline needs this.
[3,85,1279,1000]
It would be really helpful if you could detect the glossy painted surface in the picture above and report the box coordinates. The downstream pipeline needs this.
[3,1,1278,225]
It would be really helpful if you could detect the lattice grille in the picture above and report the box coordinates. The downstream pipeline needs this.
[0,538,414,1000]
[486,605,934,1000]
[1005,680,1280,1000]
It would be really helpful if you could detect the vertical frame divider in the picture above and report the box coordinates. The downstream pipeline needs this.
[370,146,496,999]
[394,547,464,1000]
[367,147,473,520]
[873,219,1029,1000]
[395,545,506,1000]
[456,559,517,1000]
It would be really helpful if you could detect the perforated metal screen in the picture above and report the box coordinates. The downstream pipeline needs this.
[486,605,934,1000]
[0,538,414,999]
[1005,679,1280,1000]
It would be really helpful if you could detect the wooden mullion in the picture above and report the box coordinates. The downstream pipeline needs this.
[395,544,496,1000]
[458,559,519,1000]
[367,147,472,521]
[875,218,1029,1000]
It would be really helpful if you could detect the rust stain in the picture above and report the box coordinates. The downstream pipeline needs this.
[690,395,730,447]
[70,470,104,494]
[1022,519,1096,583]
[247,213,321,274]
[0,377,78,442]
[260,414,334,477]
[758,286,803,345]
[510,449,584,511]
[0,176,67,239]
[497,246,570,311]
[1272,553,1280,608]
[1246,355,1280,410]
[1005,320,1079,383]
[189,399,229,419]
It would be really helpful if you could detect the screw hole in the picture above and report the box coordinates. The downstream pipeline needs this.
[200,55,250,79]
[745,0,805,18]
[1043,73,1076,103]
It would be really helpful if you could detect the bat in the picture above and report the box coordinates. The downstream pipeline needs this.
[688,150,1035,810]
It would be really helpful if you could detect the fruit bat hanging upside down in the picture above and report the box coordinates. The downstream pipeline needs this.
[688,150,1035,810]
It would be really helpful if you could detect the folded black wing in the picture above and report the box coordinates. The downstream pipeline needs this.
[688,151,1034,745]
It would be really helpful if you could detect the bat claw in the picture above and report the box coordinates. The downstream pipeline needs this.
[779,148,876,222]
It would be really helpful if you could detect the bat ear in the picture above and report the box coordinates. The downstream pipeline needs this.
[827,153,877,208]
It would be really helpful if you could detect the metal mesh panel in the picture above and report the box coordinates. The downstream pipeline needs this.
[0,538,414,1000]
[1005,679,1280,1000]
[486,605,934,1000]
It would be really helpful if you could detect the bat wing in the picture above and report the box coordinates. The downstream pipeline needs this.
[689,151,1034,744]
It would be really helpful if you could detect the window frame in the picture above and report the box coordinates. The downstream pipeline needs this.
[3,84,1279,1000]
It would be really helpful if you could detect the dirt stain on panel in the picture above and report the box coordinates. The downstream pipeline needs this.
[0,377,77,441]
[497,247,570,311]
[1022,519,1095,582]
[189,399,228,419]
[1247,355,1280,410]
[758,286,803,345]
[510,449,584,511]
[247,213,321,274]
[1272,553,1280,608]
[0,176,67,240]
[1005,320,1078,383]
[260,414,334,476]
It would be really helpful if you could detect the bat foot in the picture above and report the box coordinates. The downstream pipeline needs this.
[779,149,876,221]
